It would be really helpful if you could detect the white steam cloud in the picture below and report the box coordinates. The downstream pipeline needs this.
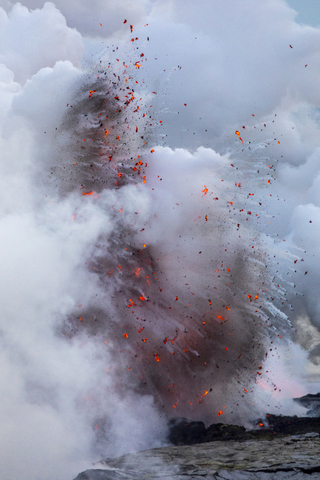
[0,1,320,480]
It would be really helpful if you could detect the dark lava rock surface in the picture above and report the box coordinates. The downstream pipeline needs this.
[73,401,320,480]
[168,414,320,445]
[74,432,320,479]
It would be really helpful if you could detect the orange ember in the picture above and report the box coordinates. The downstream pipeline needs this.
[198,390,209,403]
[202,185,208,196]
[235,130,244,144]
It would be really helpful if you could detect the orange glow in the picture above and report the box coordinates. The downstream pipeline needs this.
[140,296,145,301]
[202,185,208,196]
[243,389,248,393]
[154,353,160,362]
[82,191,93,196]
[218,410,223,416]
[235,130,244,143]
[198,390,209,403]
[123,333,128,339]
[88,90,96,98]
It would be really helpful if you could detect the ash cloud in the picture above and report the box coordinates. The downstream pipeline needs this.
[0,1,320,480]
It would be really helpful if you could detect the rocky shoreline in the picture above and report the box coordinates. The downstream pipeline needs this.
[74,394,320,480]
[74,431,320,479]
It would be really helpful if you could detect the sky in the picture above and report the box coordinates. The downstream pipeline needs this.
[287,0,320,27]
[0,1,320,480]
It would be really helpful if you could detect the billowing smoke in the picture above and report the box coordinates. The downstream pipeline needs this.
[1,1,320,479]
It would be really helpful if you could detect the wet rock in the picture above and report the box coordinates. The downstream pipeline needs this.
[73,432,320,479]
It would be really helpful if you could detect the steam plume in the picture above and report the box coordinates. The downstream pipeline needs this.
[0,2,320,480]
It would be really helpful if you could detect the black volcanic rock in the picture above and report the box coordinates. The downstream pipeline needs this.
[168,414,320,445]
[168,418,206,445]
[204,422,246,441]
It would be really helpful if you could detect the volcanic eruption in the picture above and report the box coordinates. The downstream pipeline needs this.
[1,2,320,480]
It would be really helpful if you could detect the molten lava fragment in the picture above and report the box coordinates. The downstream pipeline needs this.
[202,185,208,196]
[235,130,244,144]
[199,391,209,403]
